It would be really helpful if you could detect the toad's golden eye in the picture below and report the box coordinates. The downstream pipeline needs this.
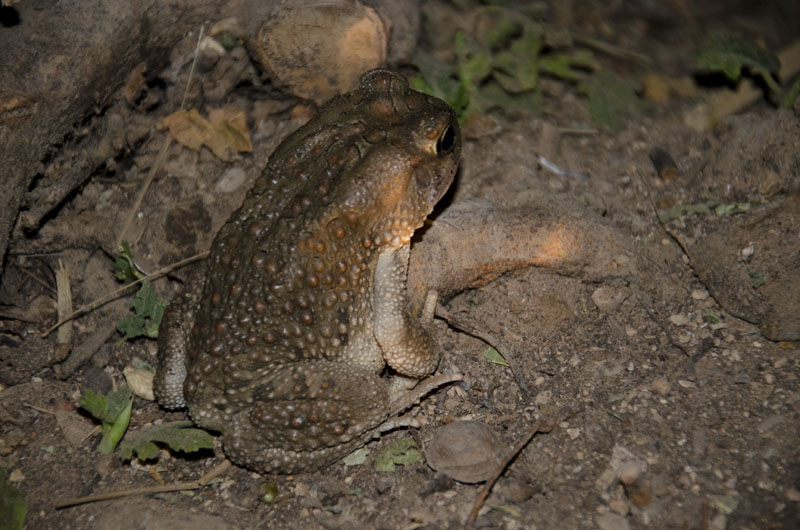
[436,124,456,156]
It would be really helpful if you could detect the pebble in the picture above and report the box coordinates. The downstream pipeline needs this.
[678,379,697,389]
[669,314,690,326]
[618,461,645,485]
[691,289,709,300]
[215,166,247,193]
[774,358,788,369]
[425,421,501,483]
[567,428,581,440]
[596,512,630,530]
[651,378,671,396]
[592,286,630,312]
[764,373,776,384]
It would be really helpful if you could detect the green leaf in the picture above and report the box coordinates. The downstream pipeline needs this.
[491,26,541,92]
[119,421,215,461]
[703,310,721,325]
[410,52,466,117]
[539,49,597,82]
[0,468,27,530]
[471,6,523,50]
[695,31,780,82]
[113,241,142,283]
[98,397,132,455]
[79,387,133,454]
[374,438,421,472]
[116,280,167,340]
[581,70,641,131]
[79,389,111,423]
[748,269,765,289]
[105,386,133,421]
[478,80,541,113]
[484,347,510,366]
[342,447,369,467]
[781,76,800,108]
[658,201,716,222]
[455,30,493,119]
[714,202,749,216]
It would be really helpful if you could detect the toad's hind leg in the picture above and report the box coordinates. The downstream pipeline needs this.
[220,361,392,473]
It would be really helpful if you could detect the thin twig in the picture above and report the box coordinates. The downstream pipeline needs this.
[113,136,172,251]
[54,459,232,509]
[573,33,653,65]
[635,171,692,357]
[41,251,208,337]
[435,304,531,396]
[113,24,205,251]
[465,414,562,528]
[20,267,58,295]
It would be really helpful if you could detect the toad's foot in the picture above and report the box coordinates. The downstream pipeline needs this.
[388,372,463,417]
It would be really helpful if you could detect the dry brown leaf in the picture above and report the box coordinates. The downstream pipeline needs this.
[157,106,252,161]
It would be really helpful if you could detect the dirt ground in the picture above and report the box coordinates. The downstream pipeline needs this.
[1,1,799,529]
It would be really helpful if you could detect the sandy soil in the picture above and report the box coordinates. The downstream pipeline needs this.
[1,1,798,529]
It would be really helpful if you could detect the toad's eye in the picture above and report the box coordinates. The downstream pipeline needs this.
[436,124,456,156]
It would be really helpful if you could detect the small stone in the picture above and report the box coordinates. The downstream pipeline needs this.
[592,286,631,312]
[566,428,581,440]
[691,289,709,300]
[609,497,629,516]
[764,373,776,384]
[678,379,696,389]
[786,487,800,502]
[773,358,788,369]
[425,421,501,483]
[618,461,645,485]
[596,511,631,530]
[625,326,637,337]
[215,166,247,193]
[535,390,553,406]
[651,378,671,396]
[669,313,690,326]
[709,514,727,530]
[498,477,537,503]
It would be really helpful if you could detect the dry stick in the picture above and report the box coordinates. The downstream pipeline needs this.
[21,267,58,295]
[465,415,561,528]
[435,304,530,396]
[113,136,172,252]
[54,459,232,509]
[635,171,692,357]
[112,23,205,251]
[41,251,208,337]
[573,33,652,66]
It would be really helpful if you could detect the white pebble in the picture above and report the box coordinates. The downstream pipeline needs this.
[691,289,709,300]
[669,314,690,326]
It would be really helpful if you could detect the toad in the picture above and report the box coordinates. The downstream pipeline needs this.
[155,69,461,473]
